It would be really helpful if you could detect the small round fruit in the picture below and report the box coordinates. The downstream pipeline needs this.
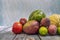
[39,26,48,36]
[12,22,22,34]
[57,27,60,35]
[20,18,27,25]
[40,18,50,27]
[48,25,57,35]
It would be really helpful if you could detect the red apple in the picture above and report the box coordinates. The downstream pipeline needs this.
[12,22,22,34]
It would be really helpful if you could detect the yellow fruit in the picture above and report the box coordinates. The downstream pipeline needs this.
[58,15,60,26]
[49,14,59,26]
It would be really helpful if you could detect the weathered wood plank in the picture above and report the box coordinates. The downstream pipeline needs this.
[1,31,15,40]
[14,34,40,40]
[40,36,60,40]
[0,31,60,40]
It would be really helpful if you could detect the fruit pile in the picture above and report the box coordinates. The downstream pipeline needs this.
[12,10,60,36]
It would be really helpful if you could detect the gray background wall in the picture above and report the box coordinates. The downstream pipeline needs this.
[0,0,60,26]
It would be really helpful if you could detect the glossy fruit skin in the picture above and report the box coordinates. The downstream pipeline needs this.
[12,22,22,34]
[40,18,50,27]
[23,20,39,34]
[39,26,48,36]
[57,27,60,35]
[29,10,46,22]
[48,25,57,35]
[20,18,27,25]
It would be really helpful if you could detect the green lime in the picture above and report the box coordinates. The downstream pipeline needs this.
[39,26,48,36]
[57,27,60,35]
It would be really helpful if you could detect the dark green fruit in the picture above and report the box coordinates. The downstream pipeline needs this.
[23,20,39,34]
[29,10,46,22]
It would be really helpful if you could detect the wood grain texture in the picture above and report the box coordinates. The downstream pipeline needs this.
[40,36,60,40]
[0,31,15,40]
[0,32,60,40]
[14,34,40,40]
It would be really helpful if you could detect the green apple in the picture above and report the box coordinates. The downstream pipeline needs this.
[57,27,60,35]
[39,26,48,36]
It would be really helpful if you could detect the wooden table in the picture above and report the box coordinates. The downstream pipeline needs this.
[0,31,60,40]
[0,27,60,40]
